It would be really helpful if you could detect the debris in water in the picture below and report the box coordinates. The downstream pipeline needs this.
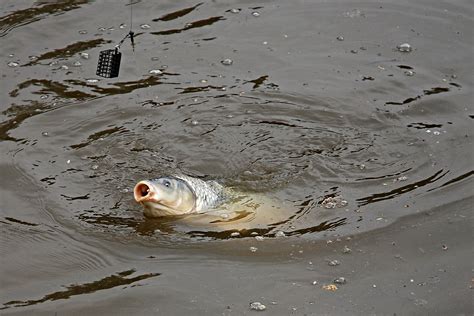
[334,277,347,285]
[249,302,266,311]
[397,43,412,53]
[275,231,286,238]
[7,61,19,67]
[221,58,233,66]
[322,284,338,291]
[342,245,352,254]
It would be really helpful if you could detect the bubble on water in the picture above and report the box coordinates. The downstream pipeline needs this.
[230,8,241,14]
[275,231,286,238]
[397,43,412,53]
[140,24,151,29]
[184,23,193,28]
[321,196,348,209]
[40,94,49,100]
[336,36,344,41]
[122,188,129,193]
[334,277,347,284]
[255,236,264,241]
[414,298,428,306]
[8,53,14,58]
[41,132,49,137]
[433,131,441,135]
[80,52,89,59]
[7,61,19,67]
[221,58,233,66]
[328,259,340,266]
[397,176,408,181]
[312,280,318,285]
[230,232,240,237]
[249,302,266,311]
[250,232,258,236]
[343,9,363,18]
[78,30,88,34]
[350,49,358,54]
[249,246,258,252]
[29,55,39,61]
[66,160,71,164]
[119,23,126,29]
[149,69,163,75]
[404,70,415,76]
[86,78,99,83]
[73,61,82,67]
[342,245,352,254]
[49,61,58,67]
[220,213,229,219]
[191,120,199,126]
[151,56,160,61]
[98,27,106,32]
[108,27,115,31]
[441,244,448,250]
[252,11,261,17]
[262,41,268,45]
[200,79,208,83]
[91,164,99,170]
[61,65,69,70]
[426,129,431,133]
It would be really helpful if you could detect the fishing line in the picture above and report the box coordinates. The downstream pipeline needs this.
[96,0,135,78]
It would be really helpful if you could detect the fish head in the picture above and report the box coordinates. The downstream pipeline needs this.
[134,177,196,217]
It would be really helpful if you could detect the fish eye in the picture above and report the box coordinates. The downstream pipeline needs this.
[162,180,171,188]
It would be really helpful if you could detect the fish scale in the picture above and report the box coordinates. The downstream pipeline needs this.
[173,175,226,212]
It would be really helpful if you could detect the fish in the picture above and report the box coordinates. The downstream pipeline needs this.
[133,174,292,231]
[133,175,227,217]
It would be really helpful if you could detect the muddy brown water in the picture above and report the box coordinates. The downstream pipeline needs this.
[1,0,473,314]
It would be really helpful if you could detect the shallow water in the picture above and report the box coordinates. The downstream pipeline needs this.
[1,0,473,314]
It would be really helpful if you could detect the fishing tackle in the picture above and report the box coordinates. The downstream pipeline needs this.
[96,1,135,78]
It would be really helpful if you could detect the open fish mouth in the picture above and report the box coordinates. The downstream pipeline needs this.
[134,182,152,202]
